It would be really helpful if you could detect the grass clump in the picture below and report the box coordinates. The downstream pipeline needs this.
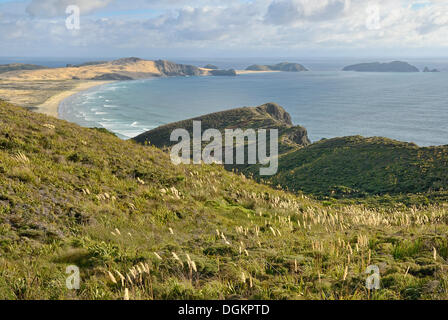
[1,100,448,300]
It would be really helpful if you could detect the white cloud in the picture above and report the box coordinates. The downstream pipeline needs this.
[26,0,113,17]
[0,0,447,56]
[265,0,350,25]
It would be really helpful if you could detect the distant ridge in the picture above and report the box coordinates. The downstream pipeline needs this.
[0,57,236,81]
[0,63,47,74]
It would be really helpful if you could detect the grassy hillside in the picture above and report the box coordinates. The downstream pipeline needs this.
[136,104,448,204]
[1,101,448,300]
[134,103,310,170]
[264,136,448,199]
[0,63,47,74]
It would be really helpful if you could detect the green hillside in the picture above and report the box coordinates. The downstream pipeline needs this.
[134,102,310,153]
[0,63,47,74]
[1,101,448,300]
[135,104,448,204]
[266,136,448,198]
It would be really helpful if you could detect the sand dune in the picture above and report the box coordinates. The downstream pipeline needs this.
[0,60,163,81]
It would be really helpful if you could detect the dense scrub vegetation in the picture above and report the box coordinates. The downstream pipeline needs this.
[266,136,448,200]
[1,101,448,300]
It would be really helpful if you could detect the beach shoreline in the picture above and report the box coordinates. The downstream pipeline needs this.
[35,80,113,118]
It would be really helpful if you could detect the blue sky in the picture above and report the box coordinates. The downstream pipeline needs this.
[0,0,447,58]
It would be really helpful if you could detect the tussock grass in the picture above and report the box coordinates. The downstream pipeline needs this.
[1,101,448,300]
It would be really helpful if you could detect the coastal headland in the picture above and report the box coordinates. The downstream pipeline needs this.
[0,58,310,118]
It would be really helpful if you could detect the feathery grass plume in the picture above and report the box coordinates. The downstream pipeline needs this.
[153,252,162,260]
[169,227,174,235]
[12,151,30,164]
[172,252,183,266]
[343,266,348,281]
[294,259,298,273]
[269,227,276,236]
[137,177,145,185]
[124,288,130,300]
[190,260,197,272]
[139,262,148,273]
[433,247,437,261]
[107,271,117,284]
[114,228,121,236]
[241,272,246,284]
[42,123,55,129]
[115,270,125,286]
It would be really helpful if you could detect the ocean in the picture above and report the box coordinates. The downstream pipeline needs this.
[58,59,448,146]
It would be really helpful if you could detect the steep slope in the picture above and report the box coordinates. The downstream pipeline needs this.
[1,101,448,300]
[133,102,310,163]
[266,136,448,198]
[135,104,448,202]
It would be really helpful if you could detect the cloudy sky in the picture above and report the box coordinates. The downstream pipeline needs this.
[0,0,447,58]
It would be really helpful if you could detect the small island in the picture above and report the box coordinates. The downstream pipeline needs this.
[342,61,419,72]
[423,67,440,73]
[203,64,219,70]
[245,62,308,72]
[208,69,237,76]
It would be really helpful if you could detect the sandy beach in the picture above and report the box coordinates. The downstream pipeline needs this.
[35,81,113,118]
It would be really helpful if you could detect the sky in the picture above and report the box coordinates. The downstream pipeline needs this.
[0,0,448,58]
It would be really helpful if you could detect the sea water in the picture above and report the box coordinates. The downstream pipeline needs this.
[59,60,448,146]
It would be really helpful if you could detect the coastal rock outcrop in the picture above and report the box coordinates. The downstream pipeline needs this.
[423,67,440,72]
[154,60,203,76]
[342,61,419,72]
